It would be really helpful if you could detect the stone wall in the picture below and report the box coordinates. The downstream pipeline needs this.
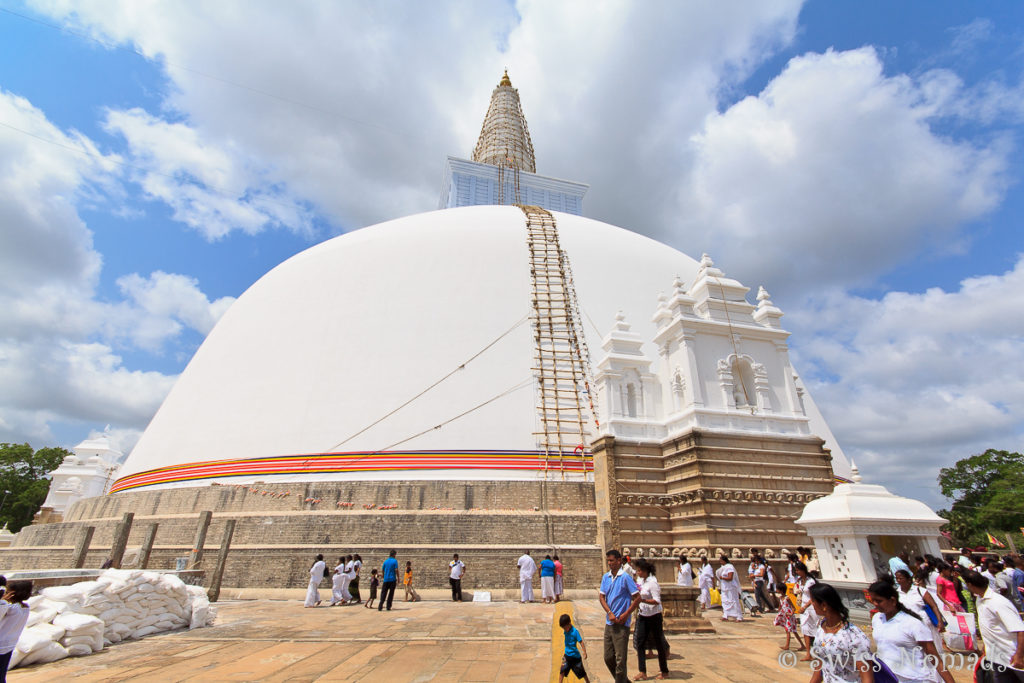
[4,479,603,590]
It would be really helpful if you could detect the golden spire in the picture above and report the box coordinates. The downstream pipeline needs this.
[472,70,536,173]
[499,69,512,87]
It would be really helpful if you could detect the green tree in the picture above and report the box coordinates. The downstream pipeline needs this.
[938,448,1024,548]
[0,443,71,533]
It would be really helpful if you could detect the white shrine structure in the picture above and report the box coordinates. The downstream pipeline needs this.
[795,463,945,619]
[35,434,122,524]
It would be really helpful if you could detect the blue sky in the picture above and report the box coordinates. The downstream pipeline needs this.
[1,1,1022,509]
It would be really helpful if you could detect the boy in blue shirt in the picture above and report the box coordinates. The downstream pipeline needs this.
[558,613,590,683]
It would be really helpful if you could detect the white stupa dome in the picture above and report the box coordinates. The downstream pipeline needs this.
[114,205,850,492]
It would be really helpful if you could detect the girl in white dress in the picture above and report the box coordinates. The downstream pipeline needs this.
[330,556,348,606]
[807,582,873,683]
[867,579,956,683]
[894,569,945,655]
[794,561,820,661]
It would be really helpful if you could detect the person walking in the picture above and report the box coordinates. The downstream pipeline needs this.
[378,549,398,611]
[632,558,670,681]
[330,556,348,606]
[867,579,956,683]
[794,561,819,660]
[676,556,694,587]
[349,553,362,604]
[716,555,743,622]
[541,554,557,604]
[0,580,32,681]
[697,557,714,609]
[806,582,873,683]
[449,553,465,602]
[554,554,564,602]
[517,550,537,603]
[964,568,1024,680]
[752,556,774,613]
[599,549,640,683]
[305,554,326,607]
[404,561,421,602]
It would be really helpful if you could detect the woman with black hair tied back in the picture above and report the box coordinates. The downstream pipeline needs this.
[631,558,670,681]
[794,561,820,661]
[867,579,955,683]
[807,582,873,683]
[892,569,946,655]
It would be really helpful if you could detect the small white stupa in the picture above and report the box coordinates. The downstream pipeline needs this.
[795,462,945,584]
[37,430,123,523]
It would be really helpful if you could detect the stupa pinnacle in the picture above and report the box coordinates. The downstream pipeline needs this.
[471,70,536,173]
[439,70,587,214]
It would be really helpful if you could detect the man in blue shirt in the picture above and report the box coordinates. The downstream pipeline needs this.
[379,549,399,611]
[599,549,640,683]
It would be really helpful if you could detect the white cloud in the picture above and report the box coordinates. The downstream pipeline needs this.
[104,108,313,240]
[789,256,1024,504]
[0,91,230,446]
[679,47,1009,294]
[28,0,803,234]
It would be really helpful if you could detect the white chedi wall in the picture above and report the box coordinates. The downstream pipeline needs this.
[42,435,122,518]
[593,254,847,458]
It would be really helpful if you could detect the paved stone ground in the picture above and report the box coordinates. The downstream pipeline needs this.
[9,599,975,682]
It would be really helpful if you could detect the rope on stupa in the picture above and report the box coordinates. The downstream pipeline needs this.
[323,313,529,453]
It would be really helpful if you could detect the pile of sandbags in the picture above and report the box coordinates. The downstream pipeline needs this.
[9,569,216,669]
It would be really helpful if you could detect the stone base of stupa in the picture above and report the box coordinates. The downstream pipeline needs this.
[2,480,604,591]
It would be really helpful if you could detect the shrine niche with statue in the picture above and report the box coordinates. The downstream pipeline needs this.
[795,463,945,622]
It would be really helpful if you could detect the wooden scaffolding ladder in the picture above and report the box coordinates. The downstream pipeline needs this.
[519,205,597,479]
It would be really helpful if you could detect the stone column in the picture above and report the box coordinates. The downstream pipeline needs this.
[138,523,159,569]
[70,525,94,569]
[188,511,213,569]
[591,435,620,552]
[109,512,134,568]
[660,585,714,634]
[207,519,236,603]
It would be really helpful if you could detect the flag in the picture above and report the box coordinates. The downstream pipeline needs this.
[987,532,1006,548]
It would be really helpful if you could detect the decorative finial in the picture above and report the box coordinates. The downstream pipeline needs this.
[500,69,511,87]
[613,310,631,331]
[672,276,685,292]
[757,286,770,302]
[850,460,862,483]
[615,310,626,322]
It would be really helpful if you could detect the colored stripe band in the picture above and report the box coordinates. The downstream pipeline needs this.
[109,450,594,493]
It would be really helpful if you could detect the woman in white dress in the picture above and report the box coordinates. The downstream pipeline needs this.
[794,561,820,661]
[330,556,348,606]
[893,569,945,655]
[716,555,743,622]
[305,554,326,607]
[807,582,873,683]
[676,557,694,587]
[698,557,714,609]
[867,579,956,683]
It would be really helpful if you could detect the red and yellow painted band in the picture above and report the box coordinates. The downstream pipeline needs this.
[109,450,595,493]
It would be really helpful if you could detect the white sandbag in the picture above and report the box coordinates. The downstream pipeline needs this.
[137,583,155,594]
[53,612,104,635]
[104,636,116,646]
[189,605,209,630]
[16,626,60,654]
[26,605,60,628]
[131,625,160,638]
[154,620,175,631]
[61,635,97,647]
[110,623,132,636]
[9,648,25,669]
[18,640,69,666]
[100,607,130,623]
[40,585,87,605]
[26,595,47,608]
[65,643,93,657]
[135,615,159,629]
[27,622,66,642]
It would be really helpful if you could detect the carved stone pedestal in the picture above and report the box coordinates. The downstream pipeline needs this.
[660,585,715,634]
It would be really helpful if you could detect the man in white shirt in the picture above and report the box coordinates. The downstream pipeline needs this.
[517,550,537,603]
[449,553,466,602]
[965,570,1024,680]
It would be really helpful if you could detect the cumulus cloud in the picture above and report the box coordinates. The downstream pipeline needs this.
[104,108,313,240]
[28,0,803,234]
[679,47,1009,294]
[789,256,1024,504]
[0,90,230,446]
